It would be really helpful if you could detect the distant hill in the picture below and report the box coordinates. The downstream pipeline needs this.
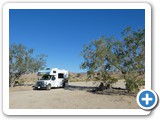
[68,72,87,82]
[16,72,88,84]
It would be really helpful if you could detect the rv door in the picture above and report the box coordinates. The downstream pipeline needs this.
[51,76,56,87]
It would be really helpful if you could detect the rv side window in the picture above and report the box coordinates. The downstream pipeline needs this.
[58,73,64,78]
[53,71,56,73]
[52,76,56,80]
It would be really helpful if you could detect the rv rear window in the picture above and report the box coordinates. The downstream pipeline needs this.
[58,73,64,78]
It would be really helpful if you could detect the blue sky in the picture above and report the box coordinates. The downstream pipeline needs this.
[9,9,145,73]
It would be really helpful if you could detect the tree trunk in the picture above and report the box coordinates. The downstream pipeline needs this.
[10,83,15,87]
[9,79,15,87]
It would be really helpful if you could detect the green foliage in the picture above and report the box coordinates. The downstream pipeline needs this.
[80,27,145,92]
[120,28,145,92]
[80,36,118,86]
[9,43,47,87]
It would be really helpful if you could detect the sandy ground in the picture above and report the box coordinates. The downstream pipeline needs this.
[9,81,139,109]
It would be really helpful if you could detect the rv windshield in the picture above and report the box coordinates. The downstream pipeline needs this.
[40,75,51,80]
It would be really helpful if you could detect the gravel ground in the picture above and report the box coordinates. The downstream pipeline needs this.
[9,81,139,109]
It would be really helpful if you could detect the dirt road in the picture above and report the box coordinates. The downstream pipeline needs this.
[9,81,139,109]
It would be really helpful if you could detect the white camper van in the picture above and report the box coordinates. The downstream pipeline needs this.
[34,68,69,90]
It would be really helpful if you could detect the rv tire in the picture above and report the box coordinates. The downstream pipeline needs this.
[46,84,51,90]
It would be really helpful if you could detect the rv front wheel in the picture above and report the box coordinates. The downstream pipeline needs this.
[46,84,51,90]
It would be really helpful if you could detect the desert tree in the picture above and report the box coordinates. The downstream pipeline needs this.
[80,27,145,92]
[9,43,47,87]
[80,37,118,87]
[119,27,145,92]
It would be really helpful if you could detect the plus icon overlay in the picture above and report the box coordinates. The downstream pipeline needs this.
[137,89,158,110]
[142,93,153,105]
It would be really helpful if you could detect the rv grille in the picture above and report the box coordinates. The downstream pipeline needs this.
[37,81,44,86]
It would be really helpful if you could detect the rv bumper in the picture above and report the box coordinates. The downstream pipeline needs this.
[36,85,47,90]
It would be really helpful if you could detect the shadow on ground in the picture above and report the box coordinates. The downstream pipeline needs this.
[64,85,96,91]
[64,85,137,97]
